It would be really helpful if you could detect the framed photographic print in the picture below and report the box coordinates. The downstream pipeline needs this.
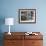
[19,9,36,24]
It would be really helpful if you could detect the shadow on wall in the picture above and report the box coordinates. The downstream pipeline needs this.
[0,16,5,46]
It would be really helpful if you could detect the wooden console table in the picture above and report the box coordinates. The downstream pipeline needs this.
[4,32,43,46]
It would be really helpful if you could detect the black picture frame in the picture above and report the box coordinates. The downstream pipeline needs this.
[19,9,36,24]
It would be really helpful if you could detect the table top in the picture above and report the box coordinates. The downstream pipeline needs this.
[4,32,43,35]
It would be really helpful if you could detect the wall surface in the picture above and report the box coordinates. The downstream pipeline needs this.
[0,0,46,32]
[0,0,46,46]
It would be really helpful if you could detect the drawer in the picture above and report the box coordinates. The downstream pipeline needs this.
[4,40,16,46]
[24,40,43,46]
[4,40,16,45]
[4,40,24,46]
[4,35,24,40]
[25,35,43,40]
[32,40,43,46]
